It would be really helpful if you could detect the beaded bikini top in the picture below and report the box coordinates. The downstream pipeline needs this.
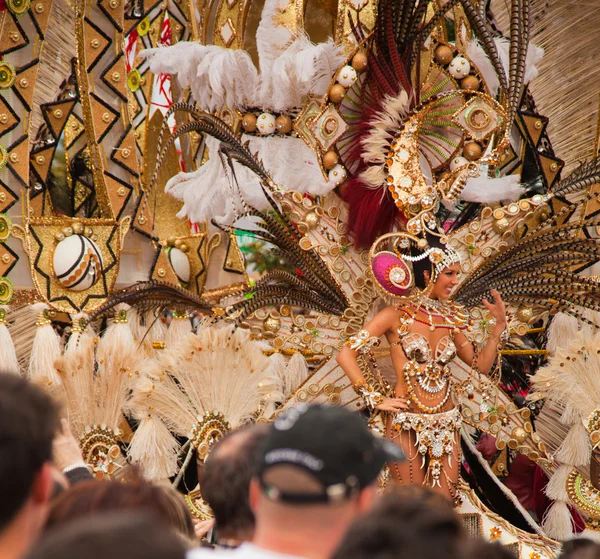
[400,333,457,365]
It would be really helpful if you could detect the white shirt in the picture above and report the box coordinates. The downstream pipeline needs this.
[187,543,306,559]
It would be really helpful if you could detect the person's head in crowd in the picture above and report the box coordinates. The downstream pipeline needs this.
[331,485,464,559]
[247,404,404,559]
[26,513,186,559]
[559,540,600,559]
[45,477,195,544]
[0,373,60,559]
[464,540,517,559]
[201,423,269,545]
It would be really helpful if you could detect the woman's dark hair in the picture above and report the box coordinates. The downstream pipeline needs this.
[409,233,444,289]
[45,478,194,541]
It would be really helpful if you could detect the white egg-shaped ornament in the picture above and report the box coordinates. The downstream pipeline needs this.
[448,56,471,79]
[449,156,470,171]
[328,164,347,186]
[167,247,191,285]
[336,65,358,88]
[257,113,276,135]
[53,234,104,291]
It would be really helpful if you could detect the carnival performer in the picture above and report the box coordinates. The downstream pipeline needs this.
[336,239,507,503]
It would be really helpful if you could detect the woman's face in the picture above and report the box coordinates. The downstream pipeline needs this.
[429,263,460,300]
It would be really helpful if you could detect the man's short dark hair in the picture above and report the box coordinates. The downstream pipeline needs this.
[26,513,186,559]
[0,373,60,532]
[201,423,268,535]
[331,486,464,559]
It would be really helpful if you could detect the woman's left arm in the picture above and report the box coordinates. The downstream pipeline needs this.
[456,290,507,374]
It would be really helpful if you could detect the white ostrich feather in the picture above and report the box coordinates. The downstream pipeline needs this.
[466,40,501,97]
[244,135,333,196]
[127,413,180,481]
[143,43,258,112]
[459,173,524,204]
[260,35,345,111]
[165,136,268,225]
[255,0,344,110]
[530,330,600,426]
[546,312,580,354]
[466,38,544,99]
[129,325,273,442]
[494,37,545,88]
[54,335,135,439]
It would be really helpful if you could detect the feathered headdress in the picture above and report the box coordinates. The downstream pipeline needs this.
[338,0,534,247]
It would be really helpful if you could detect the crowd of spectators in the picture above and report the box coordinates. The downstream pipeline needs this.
[0,372,595,559]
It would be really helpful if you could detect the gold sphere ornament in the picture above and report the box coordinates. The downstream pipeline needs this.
[351,51,368,72]
[305,212,319,229]
[463,141,483,161]
[275,115,293,134]
[322,150,339,170]
[492,217,510,234]
[511,427,528,444]
[263,316,281,334]
[329,84,347,104]
[517,306,534,323]
[434,45,454,65]
[241,113,257,133]
[72,222,84,234]
[461,75,480,91]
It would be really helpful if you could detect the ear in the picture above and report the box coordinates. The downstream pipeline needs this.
[423,270,431,282]
[32,463,55,506]
[249,477,261,514]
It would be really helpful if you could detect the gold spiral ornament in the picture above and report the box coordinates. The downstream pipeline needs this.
[190,411,231,462]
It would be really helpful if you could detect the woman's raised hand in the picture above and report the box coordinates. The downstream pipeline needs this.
[482,289,507,326]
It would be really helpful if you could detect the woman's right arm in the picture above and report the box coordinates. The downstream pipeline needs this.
[336,306,407,412]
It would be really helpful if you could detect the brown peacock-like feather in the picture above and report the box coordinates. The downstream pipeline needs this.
[458,0,509,95]
[151,105,271,191]
[144,103,350,324]
[453,216,600,319]
[551,157,600,197]
[86,281,212,323]
[506,0,530,126]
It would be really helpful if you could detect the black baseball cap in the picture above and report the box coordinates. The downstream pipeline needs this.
[256,404,405,504]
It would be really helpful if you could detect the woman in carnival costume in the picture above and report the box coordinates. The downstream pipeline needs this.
[337,234,508,503]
